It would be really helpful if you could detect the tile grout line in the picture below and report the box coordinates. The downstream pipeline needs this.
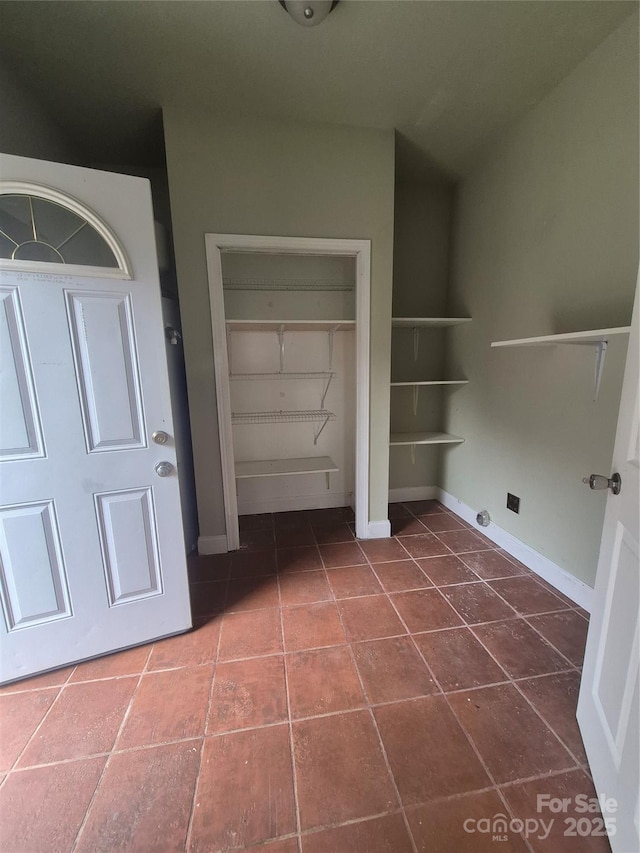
[184,585,225,853]
[70,644,154,853]
[297,808,408,843]
[324,565,421,853]
[0,660,78,697]
[9,735,204,775]
[521,613,584,672]
[7,659,82,774]
[277,574,303,853]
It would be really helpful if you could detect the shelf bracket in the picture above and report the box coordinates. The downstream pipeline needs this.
[327,326,339,370]
[412,385,419,417]
[320,372,334,409]
[277,325,286,372]
[593,341,607,402]
[313,414,330,445]
[226,326,233,374]
[413,326,420,362]
[562,340,608,401]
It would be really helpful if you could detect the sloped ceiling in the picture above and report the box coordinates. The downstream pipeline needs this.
[0,0,635,177]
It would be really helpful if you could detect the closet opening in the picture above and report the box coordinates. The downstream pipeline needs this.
[206,234,371,551]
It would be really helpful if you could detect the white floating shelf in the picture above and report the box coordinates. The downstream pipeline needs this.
[226,319,355,332]
[491,327,631,347]
[390,431,465,446]
[235,456,338,479]
[392,317,472,328]
[391,380,469,387]
[491,326,632,400]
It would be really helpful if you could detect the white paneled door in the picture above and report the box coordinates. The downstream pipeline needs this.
[578,274,639,852]
[0,154,191,684]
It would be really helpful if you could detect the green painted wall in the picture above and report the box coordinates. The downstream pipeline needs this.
[0,63,78,164]
[163,110,395,539]
[442,15,639,586]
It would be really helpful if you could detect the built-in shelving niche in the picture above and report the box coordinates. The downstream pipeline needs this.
[390,317,471,457]
[207,234,372,550]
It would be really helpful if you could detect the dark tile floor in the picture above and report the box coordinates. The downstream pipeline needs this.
[1,501,610,852]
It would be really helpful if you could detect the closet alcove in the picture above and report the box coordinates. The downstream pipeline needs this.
[206,234,371,550]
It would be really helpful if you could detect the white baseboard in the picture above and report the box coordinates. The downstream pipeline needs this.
[197,534,228,555]
[238,491,353,517]
[367,520,392,539]
[388,485,439,503]
[437,489,593,612]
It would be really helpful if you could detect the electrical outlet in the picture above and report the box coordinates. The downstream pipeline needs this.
[507,493,520,514]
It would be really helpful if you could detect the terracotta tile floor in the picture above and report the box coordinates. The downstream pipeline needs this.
[1,501,611,853]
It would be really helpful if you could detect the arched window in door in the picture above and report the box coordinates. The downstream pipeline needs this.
[0,183,130,278]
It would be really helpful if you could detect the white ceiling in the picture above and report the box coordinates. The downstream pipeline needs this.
[1,0,634,178]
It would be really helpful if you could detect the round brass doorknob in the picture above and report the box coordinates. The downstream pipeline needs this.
[155,461,174,477]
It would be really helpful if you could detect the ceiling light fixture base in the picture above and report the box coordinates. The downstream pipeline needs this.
[278,0,339,27]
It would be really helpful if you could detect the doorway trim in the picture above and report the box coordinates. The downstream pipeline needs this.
[205,233,371,550]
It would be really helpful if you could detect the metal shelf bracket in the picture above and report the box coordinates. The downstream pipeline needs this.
[278,325,285,372]
[313,414,331,445]
[563,340,608,401]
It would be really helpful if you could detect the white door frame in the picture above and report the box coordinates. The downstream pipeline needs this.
[205,233,371,550]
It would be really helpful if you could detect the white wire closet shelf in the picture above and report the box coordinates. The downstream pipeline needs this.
[226,319,355,332]
[230,371,334,381]
[231,410,336,424]
[232,409,336,445]
[235,456,338,479]
[223,278,354,292]
[392,317,472,327]
[390,380,469,386]
[389,431,465,446]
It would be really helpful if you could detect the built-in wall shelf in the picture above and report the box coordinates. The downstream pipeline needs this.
[226,319,355,332]
[235,456,338,479]
[491,326,631,348]
[390,380,469,387]
[224,279,354,292]
[491,326,632,400]
[390,317,470,456]
[392,317,472,328]
[390,431,465,446]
